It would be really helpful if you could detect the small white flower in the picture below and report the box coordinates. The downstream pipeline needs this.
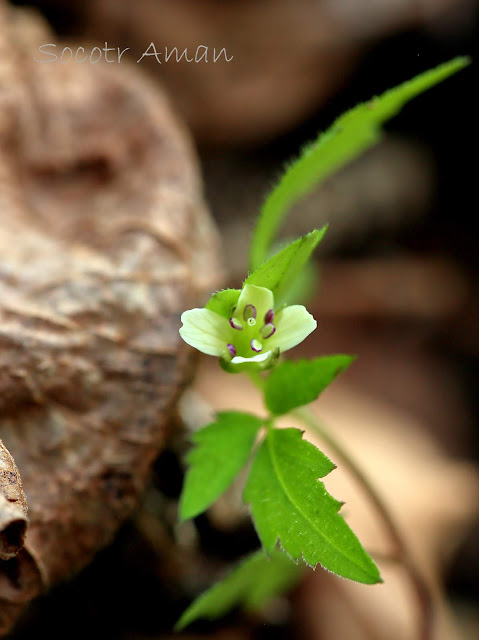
[179,284,316,372]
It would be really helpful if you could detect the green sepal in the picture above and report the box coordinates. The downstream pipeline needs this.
[244,227,327,307]
[205,288,241,318]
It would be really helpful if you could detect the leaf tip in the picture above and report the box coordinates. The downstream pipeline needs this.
[363,566,383,585]
[173,619,185,632]
[360,558,383,585]
[310,224,329,243]
[451,54,472,68]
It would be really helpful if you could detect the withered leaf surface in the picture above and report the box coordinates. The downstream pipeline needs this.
[0,439,27,561]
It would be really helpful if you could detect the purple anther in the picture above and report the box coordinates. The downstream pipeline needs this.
[260,323,276,339]
[243,304,257,321]
[250,339,263,353]
[227,344,237,357]
[229,317,243,330]
[264,309,274,324]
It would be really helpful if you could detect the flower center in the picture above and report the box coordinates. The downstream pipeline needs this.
[227,304,276,358]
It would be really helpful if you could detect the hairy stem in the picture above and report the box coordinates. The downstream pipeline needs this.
[292,406,434,640]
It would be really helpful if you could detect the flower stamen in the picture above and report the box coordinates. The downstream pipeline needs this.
[227,344,237,357]
[243,304,257,321]
[260,323,276,339]
[229,317,243,330]
[251,339,263,353]
[264,309,274,324]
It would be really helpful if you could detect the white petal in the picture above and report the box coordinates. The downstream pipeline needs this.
[179,308,231,356]
[268,305,317,353]
[231,350,272,364]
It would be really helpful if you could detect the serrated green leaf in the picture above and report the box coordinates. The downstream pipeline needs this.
[175,549,301,630]
[205,288,241,318]
[244,227,327,306]
[179,411,263,521]
[249,57,470,270]
[244,428,381,584]
[265,355,355,415]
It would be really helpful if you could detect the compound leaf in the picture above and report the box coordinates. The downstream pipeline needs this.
[175,549,301,630]
[265,355,355,415]
[244,428,381,584]
[180,411,263,521]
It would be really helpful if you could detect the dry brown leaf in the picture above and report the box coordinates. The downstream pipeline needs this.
[0,440,27,561]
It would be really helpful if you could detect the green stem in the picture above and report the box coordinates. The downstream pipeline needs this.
[247,370,265,392]
[292,406,434,640]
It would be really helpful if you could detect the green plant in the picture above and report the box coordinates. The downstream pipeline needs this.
[175,58,469,633]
